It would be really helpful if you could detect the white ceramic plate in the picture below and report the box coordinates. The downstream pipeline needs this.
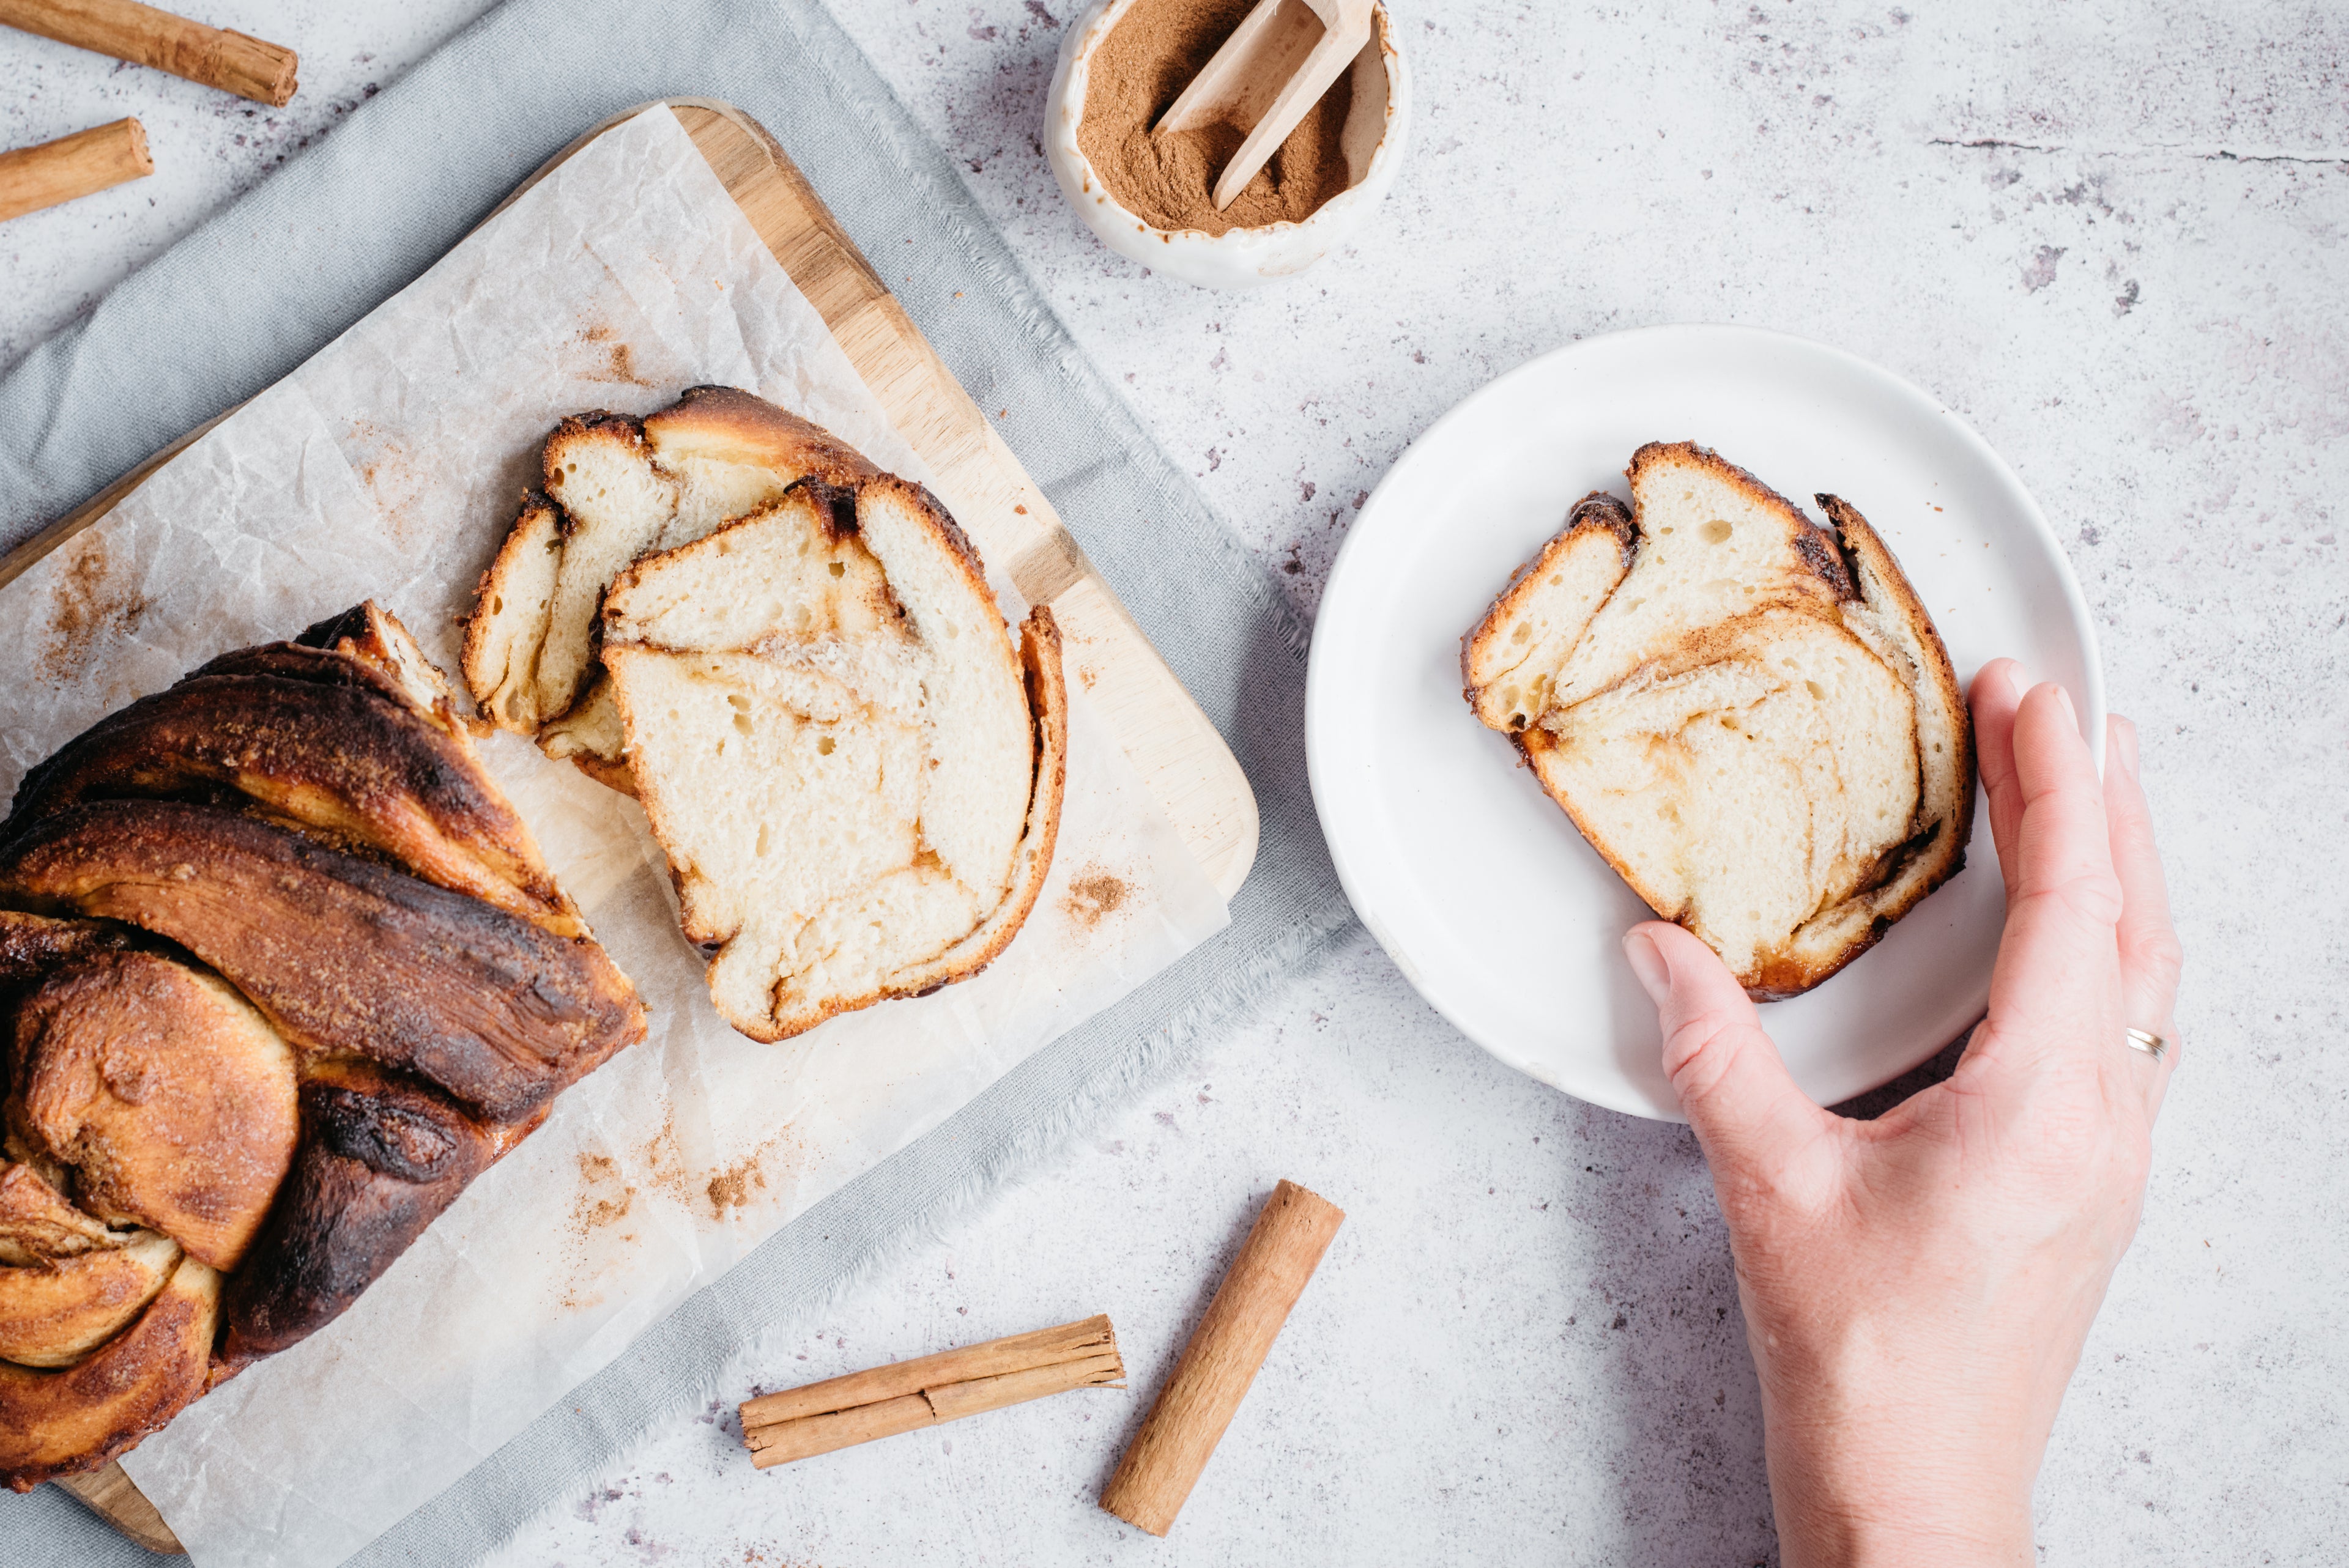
[1305,325,2102,1120]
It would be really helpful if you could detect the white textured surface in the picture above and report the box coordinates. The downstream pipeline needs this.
[6,1,2347,1563]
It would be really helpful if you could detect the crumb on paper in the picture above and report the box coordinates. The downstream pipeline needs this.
[705,1128,806,1221]
[346,417,429,547]
[560,1150,638,1314]
[705,1162,765,1214]
[576,322,653,386]
[570,1152,634,1235]
[40,530,149,684]
[1062,866,1131,931]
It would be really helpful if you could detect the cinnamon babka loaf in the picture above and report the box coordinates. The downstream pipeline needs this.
[0,602,644,1490]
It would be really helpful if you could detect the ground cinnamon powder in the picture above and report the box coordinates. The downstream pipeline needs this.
[1080,0,1360,236]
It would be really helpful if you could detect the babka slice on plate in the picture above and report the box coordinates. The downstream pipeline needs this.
[1463,442,1974,998]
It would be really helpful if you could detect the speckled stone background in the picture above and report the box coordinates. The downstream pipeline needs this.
[5,2,2345,1563]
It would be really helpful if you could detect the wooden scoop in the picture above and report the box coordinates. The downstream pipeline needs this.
[1154,0,1374,213]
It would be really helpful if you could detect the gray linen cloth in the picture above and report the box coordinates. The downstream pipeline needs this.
[0,0,1352,1559]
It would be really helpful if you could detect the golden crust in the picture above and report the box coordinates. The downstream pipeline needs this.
[0,1257,220,1491]
[644,383,886,494]
[0,1232,179,1369]
[9,953,299,1272]
[0,1161,128,1265]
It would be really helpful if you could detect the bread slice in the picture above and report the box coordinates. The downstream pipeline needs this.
[601,477,1067,1041]
[1463,443,1973,998]
[462,386,886,755]
[462,387,1068,1041]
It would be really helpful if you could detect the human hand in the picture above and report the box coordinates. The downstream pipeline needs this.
[1622,661,2181,1566]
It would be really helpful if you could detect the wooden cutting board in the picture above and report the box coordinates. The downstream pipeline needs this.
[42,97,1258,1555]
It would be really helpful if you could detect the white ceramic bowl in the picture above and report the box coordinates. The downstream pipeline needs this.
[1044,0,1411,290]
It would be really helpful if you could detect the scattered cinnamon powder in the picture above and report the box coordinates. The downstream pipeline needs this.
[577,322,650,386]
[1080,0,1360,236]
[1063,868,1132,930]
[39,531,150,682]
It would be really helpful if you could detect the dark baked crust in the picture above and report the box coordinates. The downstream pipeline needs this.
[218,1059,494,1369]
[0,909,132,989]
[191,641,414,703]
[5,671,578,934]
[0,801,642,1122]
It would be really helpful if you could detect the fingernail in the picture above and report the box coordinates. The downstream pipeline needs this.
[2050,684,2077,729]
[1622,929,1671,1005]
[2112,716,2140,780]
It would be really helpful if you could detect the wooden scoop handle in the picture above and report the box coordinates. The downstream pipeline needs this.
[1207,2,1370,212]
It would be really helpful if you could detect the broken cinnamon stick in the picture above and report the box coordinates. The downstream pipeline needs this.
[740,1314,1123,1470]
[0,118,152,224]
[1100,1179,1345,1536]
[0,0,297,106]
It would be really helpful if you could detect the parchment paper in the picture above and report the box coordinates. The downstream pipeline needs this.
[0,105,1228,1568]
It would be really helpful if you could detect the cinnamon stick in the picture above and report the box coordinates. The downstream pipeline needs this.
[1100,1179,1345,1536]
[740,1315,1123,1470]
[0,119,152,224]
[0,0,297,106]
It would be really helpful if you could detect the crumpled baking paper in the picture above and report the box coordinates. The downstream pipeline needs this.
[0,105,1228,1568]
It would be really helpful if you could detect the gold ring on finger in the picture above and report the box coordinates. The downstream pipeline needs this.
[2126,1027,2169,1063]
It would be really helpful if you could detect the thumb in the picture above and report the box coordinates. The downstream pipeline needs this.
[1625,922,1830,1179]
